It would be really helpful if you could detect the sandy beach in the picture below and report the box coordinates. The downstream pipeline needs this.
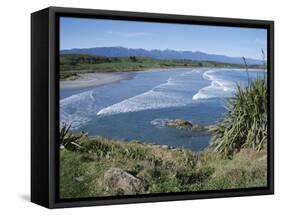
[60,72,135,90]
[60,67,210,90]
[59,68,186,90]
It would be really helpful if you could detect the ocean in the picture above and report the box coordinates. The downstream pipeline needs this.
[60,68,265,151]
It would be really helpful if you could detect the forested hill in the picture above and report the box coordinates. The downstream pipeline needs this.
[61,46,263,65]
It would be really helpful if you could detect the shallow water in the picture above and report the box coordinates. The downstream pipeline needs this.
[60,68,264,151]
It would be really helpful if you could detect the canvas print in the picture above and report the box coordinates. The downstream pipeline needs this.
[59,17,268,199]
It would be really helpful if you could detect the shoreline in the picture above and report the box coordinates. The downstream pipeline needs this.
[60,67,265,90]
[60,67,195,90]
[60,72,134,90]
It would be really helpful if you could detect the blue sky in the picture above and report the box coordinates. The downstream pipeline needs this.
[60,17,267,59]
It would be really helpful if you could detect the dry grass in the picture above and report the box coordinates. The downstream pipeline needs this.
[60,136,267,198]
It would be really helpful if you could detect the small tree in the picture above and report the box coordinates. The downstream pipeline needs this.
[129,56,137,62]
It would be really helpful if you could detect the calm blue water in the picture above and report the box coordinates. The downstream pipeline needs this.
[60,68,265,151]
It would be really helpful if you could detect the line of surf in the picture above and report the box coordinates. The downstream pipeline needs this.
[60,90,97,129]
[97,69,199,116]
[192,69,236,100]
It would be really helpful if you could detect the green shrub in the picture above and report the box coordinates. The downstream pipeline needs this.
[209,78,267,157]
[60,124,83,150]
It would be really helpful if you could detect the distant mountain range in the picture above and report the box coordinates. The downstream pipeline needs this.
[61,46,262,65]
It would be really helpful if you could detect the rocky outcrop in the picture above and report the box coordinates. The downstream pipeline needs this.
[104,168,145,195]
[166,119,193,129]
[166,119,209,131]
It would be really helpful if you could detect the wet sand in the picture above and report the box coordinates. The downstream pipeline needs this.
[60,72,133,90]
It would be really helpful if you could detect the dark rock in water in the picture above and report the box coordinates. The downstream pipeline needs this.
[166,119,193,129]
[104,168,145,195]
[165,119,210,132]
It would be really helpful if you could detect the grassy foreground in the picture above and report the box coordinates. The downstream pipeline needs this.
[60,135,267,199]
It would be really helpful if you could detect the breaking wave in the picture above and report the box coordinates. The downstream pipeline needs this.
[60,90,97,129]
[150,118,169,128]
[96,70,198,116]
[192,70,236,100]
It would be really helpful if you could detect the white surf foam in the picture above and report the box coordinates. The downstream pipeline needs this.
[150,118,169,128]
[192,70,236,100]
[97,70,198,116]
[97,89,187,116]
[60,90,97,129]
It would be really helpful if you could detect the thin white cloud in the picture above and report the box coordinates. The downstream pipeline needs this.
[108,31,155,38]
[254,38,266,45]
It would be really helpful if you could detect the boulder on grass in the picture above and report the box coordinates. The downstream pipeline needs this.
[104,168,145,195]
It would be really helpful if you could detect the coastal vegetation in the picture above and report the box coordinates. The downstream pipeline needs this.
[60,54,263,80]
[60,133,267,199]
[209,78,267,157]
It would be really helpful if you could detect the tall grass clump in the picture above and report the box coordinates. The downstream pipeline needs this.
[210,57,267,157]
[60,123,83,150]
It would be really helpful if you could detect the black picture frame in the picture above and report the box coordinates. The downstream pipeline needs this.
[31,6,274,209]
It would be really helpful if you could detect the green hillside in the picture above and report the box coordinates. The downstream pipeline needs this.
[60,54,261,80]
